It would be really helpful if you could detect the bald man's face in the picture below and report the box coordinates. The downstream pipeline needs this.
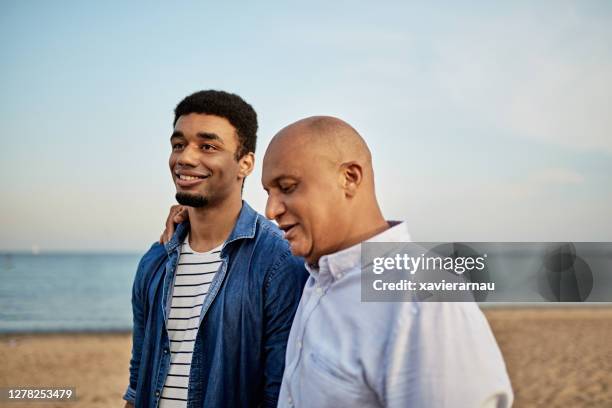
[262,135,349,264]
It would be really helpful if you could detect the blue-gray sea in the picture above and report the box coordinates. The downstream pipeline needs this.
[1,245,610,333]
[0,253,140,333]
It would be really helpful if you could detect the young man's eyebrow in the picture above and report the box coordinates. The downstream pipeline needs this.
[170,131,184,141]
[196,132,224,144]
[170,131,224,144]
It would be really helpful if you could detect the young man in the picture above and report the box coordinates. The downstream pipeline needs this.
[124,90,307,408]
[262,116,514,408]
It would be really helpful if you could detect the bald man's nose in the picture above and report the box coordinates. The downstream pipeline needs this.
[265,194,285,221]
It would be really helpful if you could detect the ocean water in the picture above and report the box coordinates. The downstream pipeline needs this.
[0,253,140,333]
[1,244,610,333]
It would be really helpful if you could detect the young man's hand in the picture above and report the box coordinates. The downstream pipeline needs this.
[159,205,189,244]
[124,402,135,408]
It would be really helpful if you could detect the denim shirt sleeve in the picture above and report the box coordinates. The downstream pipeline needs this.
[261,251,308,408]
[123,246,153,403]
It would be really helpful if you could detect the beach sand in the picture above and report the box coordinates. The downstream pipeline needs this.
[1,307,611,408]
[486,307,612,407]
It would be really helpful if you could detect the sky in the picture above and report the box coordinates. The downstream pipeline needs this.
[1,1,611,252]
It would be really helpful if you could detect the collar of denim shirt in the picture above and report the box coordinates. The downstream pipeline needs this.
[305,220,410,286]
[164,200,258,256]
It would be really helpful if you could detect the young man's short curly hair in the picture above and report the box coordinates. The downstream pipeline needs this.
[174,90,257,160]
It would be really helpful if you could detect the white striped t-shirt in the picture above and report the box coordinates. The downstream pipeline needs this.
[159,237,223,408]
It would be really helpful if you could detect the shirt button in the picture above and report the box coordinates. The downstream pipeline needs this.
[155,390,160,397]
[316,287,323,295]
[288,396,293,405]
[297,340,302,349]
[163,348,168,354]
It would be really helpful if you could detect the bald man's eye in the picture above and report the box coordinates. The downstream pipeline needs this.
[280,184,297,194]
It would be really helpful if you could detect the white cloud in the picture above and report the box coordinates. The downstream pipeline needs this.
[378,164,609,242]
[530,168,584,185]
[432,5,612,154]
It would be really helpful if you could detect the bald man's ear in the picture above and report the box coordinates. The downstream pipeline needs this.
[238,152,255,180]
[340,161,363,198]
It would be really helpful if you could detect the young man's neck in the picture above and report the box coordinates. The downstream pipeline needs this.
[187,196,243,253]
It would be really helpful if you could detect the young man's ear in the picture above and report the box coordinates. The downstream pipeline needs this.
[238,152,255,180]
[340,161,363,197]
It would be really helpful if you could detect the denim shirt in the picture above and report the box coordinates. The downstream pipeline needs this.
[124,202,308,408]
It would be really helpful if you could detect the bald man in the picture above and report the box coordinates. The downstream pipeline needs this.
[262,116,513,408]
[163,116,513,407]
[262,116,387,260]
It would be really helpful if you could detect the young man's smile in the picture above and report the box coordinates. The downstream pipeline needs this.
[174,171,211,188]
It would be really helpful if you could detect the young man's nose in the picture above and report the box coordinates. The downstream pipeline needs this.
[177,145,200,166]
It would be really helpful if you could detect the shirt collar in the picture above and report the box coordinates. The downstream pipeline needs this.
[305,221,410,285]
[164,201,258,256]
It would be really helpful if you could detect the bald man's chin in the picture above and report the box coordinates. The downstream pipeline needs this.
[302,248,319,266]
[286,240,313,262]
[286,242,303,258]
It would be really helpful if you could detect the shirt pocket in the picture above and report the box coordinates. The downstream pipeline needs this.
[300,352,371,407]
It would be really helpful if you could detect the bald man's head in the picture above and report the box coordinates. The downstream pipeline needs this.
[262,116,386,264]
[272,115,372,167]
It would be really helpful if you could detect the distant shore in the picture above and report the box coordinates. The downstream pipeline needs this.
[1,307,611,407]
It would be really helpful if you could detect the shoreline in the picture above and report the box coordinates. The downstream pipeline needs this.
[2,304,611,336]
[0,329,132,337]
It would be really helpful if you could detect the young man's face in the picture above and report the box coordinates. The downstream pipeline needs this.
[262,136,348,264]
[169,113,246,207]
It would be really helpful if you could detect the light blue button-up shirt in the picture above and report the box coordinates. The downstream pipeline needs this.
[278,222,513,408]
